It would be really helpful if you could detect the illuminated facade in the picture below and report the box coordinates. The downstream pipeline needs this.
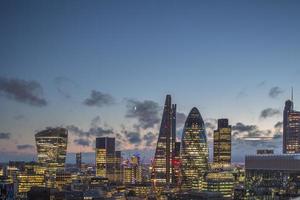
[203,171,235,199]
[55,171,72,191]
[151,95,176,186]
[213,119,231,164]
[181,107,208,190]
[283,99,300,154]
[245,154,300,198]
[17,173,45,195]
[123,155,142,185]
[172,142,181,187]
[35,128,68,173]
[95,137,121,182]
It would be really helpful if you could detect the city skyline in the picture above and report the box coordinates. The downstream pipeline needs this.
[1,0,300,163]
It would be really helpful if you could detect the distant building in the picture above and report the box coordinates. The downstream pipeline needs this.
[151,95,177,186]
[181,107,209,190]
[170,191,223,200]
[95,137,121,183]
[256,149,274,155]
[76,153,81,170]
[213,119,231,164]
[245,154,300,198]
[283,98,300,154]
[172,142,181,187]
[17,172,45,197]
[123,155,142,185]
[203,171,235,199]
[35,128,68,173]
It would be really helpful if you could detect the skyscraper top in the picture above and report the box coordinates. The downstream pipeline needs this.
[35,127,67,137]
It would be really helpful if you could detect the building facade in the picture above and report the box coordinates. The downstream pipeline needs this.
[181,107,209,190]
[245,154,300,199]
[95,137,121,183]
[35,128,68,173]
[151,95,176,186]
[213,119,231,164]
[283,99,300,154]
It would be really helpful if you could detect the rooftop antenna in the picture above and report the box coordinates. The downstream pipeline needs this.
[291,87,294,101]
[291,87,294,111]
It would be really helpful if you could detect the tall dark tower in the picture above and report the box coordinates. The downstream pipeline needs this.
[151,95,176,187]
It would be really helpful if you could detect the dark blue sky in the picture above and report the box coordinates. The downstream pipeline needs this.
[0,0,300,163]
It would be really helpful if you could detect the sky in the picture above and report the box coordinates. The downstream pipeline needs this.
[1,0,300,163]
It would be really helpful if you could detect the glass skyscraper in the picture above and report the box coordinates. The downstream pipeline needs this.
[181,107,208,190]
[35,128,68,173]
[213,119,231,165]
[95,137,121,183]
[283,99,300,154]
[151,95,176,187]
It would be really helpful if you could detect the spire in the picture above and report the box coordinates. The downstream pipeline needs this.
[292,87,294,110]
[292,87,294,102]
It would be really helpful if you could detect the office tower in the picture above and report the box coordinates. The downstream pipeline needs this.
[213,119,232,165]
[283,97,300,154]
[115,151,122,183]
[172,142,181,186]
[95,137,121,182]
[181,107,209,190]
[131,155,142,183]
[76,153,81,170]
[245,154,300,198]
[151,95,176,186]
[35,128,68,173]
[123,155,142,185]
[17,173,45,197]
[203,163,235,199]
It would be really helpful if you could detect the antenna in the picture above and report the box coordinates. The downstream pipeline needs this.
[292,87,294,102]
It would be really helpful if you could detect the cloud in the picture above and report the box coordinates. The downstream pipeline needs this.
[74,138,90,146]
[91,116,101,128]
[67,125,114,138]
[13,114,25,120]
[125,99,161,129]
[274,121,283,129]
[232,122,271,138]
[205,119,217,138]
[257,81,266,87]
[83,90,115,107]
[260,108,280,119]
[0,77,47,106]
[269,87,284,98]
[17,144,34,150]
[143,132,157,146]
[0,132,11,139]
[53,76,78,98]
[176,112,186,128]
[124,131,141,145]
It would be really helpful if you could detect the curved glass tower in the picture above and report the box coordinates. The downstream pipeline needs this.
[181,107,208,190]
[35,127,68,173]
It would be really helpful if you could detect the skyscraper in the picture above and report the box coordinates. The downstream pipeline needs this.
[35,128,68,173]
[181,107,208,190]
[151,95,176,186]
[96,137,115,181]
[283,98,300,154]
[76,153,81,170]
[95,137,121,183]
[213,119,231,165]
